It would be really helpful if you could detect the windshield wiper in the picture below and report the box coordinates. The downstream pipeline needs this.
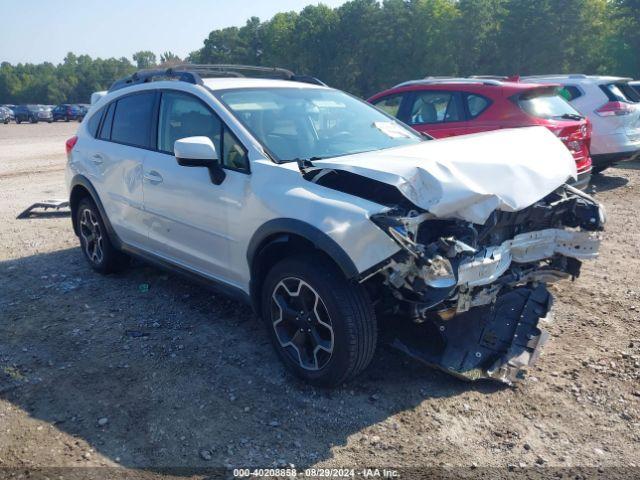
[295,157,326,173]
[558,113,584,121]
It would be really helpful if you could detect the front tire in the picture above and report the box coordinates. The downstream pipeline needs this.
[76,198,128,274]
[261,255,377,387]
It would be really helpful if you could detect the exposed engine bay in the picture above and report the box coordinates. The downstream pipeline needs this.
[363,185,603,384]
[301,156,604,384]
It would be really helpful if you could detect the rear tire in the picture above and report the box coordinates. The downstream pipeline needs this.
[592,165,608,174]
[261,254,377,387]
[76,198,129,274]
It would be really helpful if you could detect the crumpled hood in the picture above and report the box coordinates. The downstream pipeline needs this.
[313,126,577,224]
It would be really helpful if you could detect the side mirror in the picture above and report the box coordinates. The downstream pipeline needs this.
[174,136,226,185]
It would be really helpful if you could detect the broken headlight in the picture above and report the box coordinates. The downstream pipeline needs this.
[421,255,456,288]
[371,212,457,289]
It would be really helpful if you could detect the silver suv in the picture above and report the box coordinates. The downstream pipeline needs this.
[66,65,604,386]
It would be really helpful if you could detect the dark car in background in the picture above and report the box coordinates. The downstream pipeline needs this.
[0,106,14,124]
[77,104,90,119]
[14,104,53,123]
[52,104,83,122]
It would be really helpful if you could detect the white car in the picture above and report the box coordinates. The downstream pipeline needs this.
[65,65,604,387]
[523,75,640,172]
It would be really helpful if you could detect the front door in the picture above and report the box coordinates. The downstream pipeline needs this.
[141,90,250,286]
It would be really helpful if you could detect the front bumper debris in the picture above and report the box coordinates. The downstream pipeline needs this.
[361,185,603,385]
[391,286,552,385]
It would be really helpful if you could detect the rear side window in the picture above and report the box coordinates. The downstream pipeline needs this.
[464,94,491,118]
[111,92,156,148]
[87,109,102,138]
[558,86,582,101]
[518,90,582,120]
[600,83,640,103]
[372,94,404,118]
[408,91,462,124]
[98,103,115,141]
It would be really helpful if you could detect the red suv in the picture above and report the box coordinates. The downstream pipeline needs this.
[368,78,592,189]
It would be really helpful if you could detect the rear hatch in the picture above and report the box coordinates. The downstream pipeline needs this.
[596,81,640,142]
[516,86,592,173]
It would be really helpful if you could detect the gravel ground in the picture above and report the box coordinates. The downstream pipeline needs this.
[0,122,639,478]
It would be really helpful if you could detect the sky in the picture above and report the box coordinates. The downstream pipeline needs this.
[0,0,348,65]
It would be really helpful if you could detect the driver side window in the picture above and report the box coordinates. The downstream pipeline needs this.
[158,91,221,154]
[157,91,249,172]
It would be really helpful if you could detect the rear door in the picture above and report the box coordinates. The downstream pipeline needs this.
[89,91,153,246]
[404,90,467,138]
[460,92,496,134]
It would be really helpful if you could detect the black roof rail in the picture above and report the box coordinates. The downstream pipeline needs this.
[108,64,326,93]
[108,68,201,92]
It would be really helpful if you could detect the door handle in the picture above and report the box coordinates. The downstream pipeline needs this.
[143,171,163,184]
[91,153,104,164]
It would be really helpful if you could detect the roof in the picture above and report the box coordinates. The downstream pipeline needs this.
[107,65,327,94]
[388,77,558,92]
[521,74,633,84]
[202,77,328,91]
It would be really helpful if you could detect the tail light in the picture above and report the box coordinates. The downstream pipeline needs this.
[551,123,592,172]
[551,126,585,153]
[66,135,78,156]
[595,101,634,117]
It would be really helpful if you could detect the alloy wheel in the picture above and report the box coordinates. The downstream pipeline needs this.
[79,208,104,265]
[270,277,334,371]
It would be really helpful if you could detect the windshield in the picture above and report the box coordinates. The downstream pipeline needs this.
[215,87,422,162]
[518,90,583,120]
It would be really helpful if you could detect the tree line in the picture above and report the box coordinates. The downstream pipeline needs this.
[1,0,638,104]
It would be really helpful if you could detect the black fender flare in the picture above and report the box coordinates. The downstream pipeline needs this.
[247,218,359,280]
[69,174,122,248]
[246,218,360,314]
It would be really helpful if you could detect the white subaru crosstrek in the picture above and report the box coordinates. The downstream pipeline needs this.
[523,75,640,172]
[66,65,605,387]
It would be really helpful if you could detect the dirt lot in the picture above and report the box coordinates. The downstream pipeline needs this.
[1,122,639,477]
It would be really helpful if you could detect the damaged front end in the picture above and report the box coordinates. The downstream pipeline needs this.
[363,185,605,384]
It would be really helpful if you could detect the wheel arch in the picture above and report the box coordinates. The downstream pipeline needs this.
[247,218,359,316]
[69,175,122,248]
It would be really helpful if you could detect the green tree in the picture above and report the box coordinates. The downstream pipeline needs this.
[1,0,636,104]
[159,51,182,66]
[133,50,157,69]
[611,0,640,77]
